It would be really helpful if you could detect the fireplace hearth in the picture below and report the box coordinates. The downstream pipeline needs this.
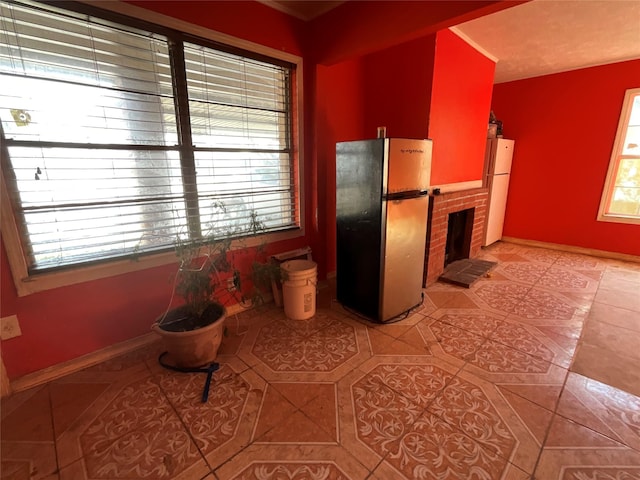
[439,258,497,288]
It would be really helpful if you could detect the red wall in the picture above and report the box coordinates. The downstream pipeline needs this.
[492,60,640,256]
[127,0,305,56]
[0,242,176,377]
[428,29,496,185]
[315,59,367,276]
[0,237,304,379]
[361,35,436,140]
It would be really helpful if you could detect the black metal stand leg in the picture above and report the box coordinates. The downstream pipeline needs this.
[158,352,220,403]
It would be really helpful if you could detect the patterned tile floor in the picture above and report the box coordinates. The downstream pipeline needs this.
[2,243,640,480]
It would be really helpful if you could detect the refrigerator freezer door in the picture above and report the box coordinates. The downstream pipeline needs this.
[484,174,510,246]
[380,194,429,321]
[385,138,432,194]
[493,139,515,175]
[336,140,385,320]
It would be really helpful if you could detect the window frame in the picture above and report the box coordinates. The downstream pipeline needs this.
[0,0,305,296]
[597,87,640,225]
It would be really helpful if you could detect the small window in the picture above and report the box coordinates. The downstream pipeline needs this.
[598,88,640,224]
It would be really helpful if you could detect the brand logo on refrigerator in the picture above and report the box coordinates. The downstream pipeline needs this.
[400,148,424,154]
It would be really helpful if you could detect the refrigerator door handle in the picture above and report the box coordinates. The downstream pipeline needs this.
[384,189,429,201]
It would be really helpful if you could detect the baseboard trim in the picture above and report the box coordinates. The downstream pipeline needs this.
[9,300,257,395]
[501,237,640,264]
[10,333,159,394]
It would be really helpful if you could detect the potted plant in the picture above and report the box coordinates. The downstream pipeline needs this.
[151,230,232,368]
[149,206,277,368]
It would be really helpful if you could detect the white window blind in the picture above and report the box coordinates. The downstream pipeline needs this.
[0,1,296,273]
[184,41,295,235]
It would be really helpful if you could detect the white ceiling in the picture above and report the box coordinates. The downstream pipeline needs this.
[453,0,640,83]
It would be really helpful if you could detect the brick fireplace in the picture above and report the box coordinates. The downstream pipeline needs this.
[423,187,489,285]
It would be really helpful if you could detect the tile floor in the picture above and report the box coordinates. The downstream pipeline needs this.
[2,242,640,480]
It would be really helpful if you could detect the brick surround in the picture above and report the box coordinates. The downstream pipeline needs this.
[423,188,489,286]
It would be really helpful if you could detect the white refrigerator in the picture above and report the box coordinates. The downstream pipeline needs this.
[483,138,515,246]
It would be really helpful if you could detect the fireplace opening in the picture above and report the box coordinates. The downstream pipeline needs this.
[444,208,474,266]
[423,187,490,287]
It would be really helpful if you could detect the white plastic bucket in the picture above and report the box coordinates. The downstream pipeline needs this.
[281,259,317,320]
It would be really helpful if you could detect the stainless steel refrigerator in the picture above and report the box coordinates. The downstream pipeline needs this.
[336,138,432,322]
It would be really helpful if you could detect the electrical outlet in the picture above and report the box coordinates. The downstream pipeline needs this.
[227,277,236,292]
[1,315,22,340]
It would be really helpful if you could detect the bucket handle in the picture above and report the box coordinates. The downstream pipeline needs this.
[307,279,317,287]
[284,277,317,287]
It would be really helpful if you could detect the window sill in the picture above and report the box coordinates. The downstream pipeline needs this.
[8,228,303,297]
[596,214,640,225]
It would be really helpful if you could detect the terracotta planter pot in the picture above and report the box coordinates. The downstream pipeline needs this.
[152,304,226,368]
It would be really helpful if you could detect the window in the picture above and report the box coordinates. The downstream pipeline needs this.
[0,0,300,285]
[598,88,640,224]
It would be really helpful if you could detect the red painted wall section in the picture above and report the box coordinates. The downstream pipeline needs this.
[1,259,176,379]
[316,59,367,274]
[361,35,436,140]
[428,29,496,185]
[0,236,302,379]
[492,60,640,256]
[0,2,309,380]
[126,0,305,56]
